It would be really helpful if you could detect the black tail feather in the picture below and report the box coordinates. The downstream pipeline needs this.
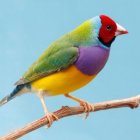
[0,84,31,106]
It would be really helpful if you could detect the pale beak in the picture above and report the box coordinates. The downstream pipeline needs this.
[115,23,128,36]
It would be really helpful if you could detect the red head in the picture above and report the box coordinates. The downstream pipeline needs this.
[99,15,128,47]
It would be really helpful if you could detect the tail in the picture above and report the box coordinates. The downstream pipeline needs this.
[0,83,31,106]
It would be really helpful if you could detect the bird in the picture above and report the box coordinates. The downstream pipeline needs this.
[0,15,128,127]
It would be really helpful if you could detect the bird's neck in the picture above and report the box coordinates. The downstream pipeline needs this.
[98,36,116,48]
[67,19,98,46]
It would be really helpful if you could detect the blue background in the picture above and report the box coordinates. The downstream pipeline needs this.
[0,0,140,139]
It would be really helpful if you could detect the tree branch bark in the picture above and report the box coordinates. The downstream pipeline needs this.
[0,95,140,140]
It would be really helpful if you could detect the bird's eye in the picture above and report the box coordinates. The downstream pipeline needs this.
[106,25,112,31]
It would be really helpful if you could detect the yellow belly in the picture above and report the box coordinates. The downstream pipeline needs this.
[32,65,96,96]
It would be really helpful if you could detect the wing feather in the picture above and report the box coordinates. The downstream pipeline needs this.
[15,43,79,85]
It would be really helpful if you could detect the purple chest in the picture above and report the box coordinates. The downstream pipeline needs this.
[75,45,110,75]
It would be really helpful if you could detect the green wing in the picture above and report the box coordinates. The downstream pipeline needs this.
[15,41,79,85]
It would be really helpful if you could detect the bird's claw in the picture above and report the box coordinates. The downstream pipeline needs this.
[45,113,59,127]
[80,101,94,119]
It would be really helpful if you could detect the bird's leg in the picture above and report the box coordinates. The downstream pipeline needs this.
[37,91,58,127]
[64,93,94,119]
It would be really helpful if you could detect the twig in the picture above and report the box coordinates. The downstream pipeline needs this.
[0,95,140,140]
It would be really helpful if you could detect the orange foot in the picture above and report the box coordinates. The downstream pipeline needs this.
[45,113,59,127]
[64,94,94,119]
[79,100,94,119]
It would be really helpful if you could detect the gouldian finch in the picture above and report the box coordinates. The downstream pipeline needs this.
[0,15,128,127]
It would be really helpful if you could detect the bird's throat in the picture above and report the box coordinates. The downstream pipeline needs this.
[98,36,116,48]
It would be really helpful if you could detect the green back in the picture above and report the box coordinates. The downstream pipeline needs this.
[15,19,94,85]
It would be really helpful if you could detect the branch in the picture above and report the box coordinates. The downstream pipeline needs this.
[1,95,140,140]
